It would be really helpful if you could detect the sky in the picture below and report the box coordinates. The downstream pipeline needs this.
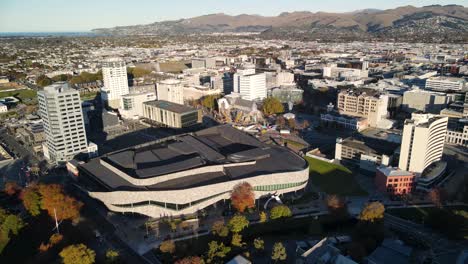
[0,0,466,32]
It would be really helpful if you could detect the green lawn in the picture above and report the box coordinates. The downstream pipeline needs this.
[387,206,468,224]
[0,89,37,101]
[305,157,367,196]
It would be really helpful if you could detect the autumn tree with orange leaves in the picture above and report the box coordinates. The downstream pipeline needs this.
[38,184,83,222]
[4,182,20,196]
[230,182,255,213]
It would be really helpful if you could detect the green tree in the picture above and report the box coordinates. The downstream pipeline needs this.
[0,208,24,253]
[59,244,95,264]
[262,97,284,116]
[270,205,292,220]
[231,233,243,247]
[201,94,220,110]
[228,215,249,233]
[211,220,229,237]
[259,211,268,223]
[253,238,264,251]
[36,75,53,87]
[20,186,41,216]
[271,242,287,262]
[105,249,120,263]
[206,241,231,263]
[358,202,385,222]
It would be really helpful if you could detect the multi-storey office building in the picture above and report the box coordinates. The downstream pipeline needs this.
[37,83,88,164]
[402,89,452,114]
[156,79,184,105]
[121,91,157,119]
[425,77,465,91]
[78,125,309,218]
[398,113,448,174]
[233,69,266,101]
[101,58,129,109]
[337,90,388,128]
[375,166,414,195]
[446,119,468,147]
[143,100,201,128]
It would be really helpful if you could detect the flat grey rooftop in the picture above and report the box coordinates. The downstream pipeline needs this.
[144,100,197,114]
[79,125,307,191]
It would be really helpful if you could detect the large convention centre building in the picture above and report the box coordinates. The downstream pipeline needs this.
[78,125,309,218]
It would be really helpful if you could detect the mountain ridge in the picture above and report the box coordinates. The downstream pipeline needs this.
[92,5,468,42]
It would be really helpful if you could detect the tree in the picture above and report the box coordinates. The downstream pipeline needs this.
[211,220,229,237]
[38,184,83,221]
[160,240,176,254]
[4,182,20,196]
[39,233,63,252]
[428,188,447,208]
[254,238,264,251]
[20,186,41,216]
[105,249,120,263]
[59,244,95,264]
[288,118,296,130]
[348,242,366,263]
[231,233,243,247]
[270,205,292,220]
[262,97,284,115]
[201,95,220,110]
[36,75,53,87]
[175,256,205,264]
[358,202,385,222]
[231,182,255,213]
[271,242,287,262]
[0,208,24,253]
[302,120,310,130]
[228,215,249,233]
[259,211,268,223]
[276,116,286,129]
[206,241,231,263]
[326,195,343,210]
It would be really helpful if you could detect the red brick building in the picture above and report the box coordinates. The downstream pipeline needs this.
[375,166,414,195]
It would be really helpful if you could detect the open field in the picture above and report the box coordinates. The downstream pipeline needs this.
[0,89,37,101]
[305,157,367,196]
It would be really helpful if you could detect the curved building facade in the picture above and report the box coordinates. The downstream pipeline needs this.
[398,113,448,175]
[79,125,309,218]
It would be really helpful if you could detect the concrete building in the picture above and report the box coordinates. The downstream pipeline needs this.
[402,89,452,114]
[335,137,398,174]
[38,83,88,164]
[191,57,216,69]
[121,91,157,119]
[0,102,7,113]
[321,112,368,131]
[464,91,468,117]
[425,77,465,91]
[157,79,184,105]
[398,113,448,175]
[375,166,414,195]
[233,69,266,101]
[337,90,389,128]
[323,64,368,81]
[143,100,201,128]
[78,125,309,218]
[101,58,129,109]
[446,119,468,147]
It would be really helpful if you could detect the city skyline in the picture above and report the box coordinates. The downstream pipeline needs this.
[0,0,466,32]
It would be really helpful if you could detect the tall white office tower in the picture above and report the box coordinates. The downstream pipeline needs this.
[157,79,184,105]
[233,69,266,101]
[398,113,448,174]
[37,82,88,164]
[101,58,129,109]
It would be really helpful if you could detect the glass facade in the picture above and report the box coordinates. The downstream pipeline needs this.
[253,180,308,192]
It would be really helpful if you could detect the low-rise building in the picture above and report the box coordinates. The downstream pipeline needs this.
[402,89,452,114]
[121,91,157,119]
[143,100,201,128]
[321,112,368,131]
[425,77,465,91]
[375,166,414,195]
[0,102,7,113]
[335,137,398,174]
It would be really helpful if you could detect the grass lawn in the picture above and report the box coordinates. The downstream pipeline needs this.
[387,205,468,224]
[305,157,367,196]
[80,91,99,101]
[0,89,37,101]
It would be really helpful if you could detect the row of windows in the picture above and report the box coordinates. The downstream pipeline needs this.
[253,180,308,192]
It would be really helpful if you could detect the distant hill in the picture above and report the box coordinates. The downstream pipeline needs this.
[92,5,468,42]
